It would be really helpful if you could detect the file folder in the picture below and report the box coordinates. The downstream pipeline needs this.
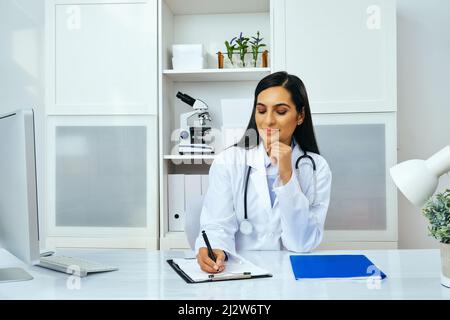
[290,255,387,280]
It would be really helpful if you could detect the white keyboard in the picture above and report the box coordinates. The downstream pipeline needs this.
[38,255,118,277]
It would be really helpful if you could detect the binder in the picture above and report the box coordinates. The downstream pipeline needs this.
[289,255,387,280]
[168,254,272,283]
[185,175,202,210]
[201,175,209,195]
[168,174,185,231]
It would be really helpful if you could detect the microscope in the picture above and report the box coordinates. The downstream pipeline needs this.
[176,92,214,155]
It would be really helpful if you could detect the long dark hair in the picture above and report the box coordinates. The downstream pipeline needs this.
[236,71,320,154]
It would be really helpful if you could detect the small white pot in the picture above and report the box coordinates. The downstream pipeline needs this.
[440,242,450,288]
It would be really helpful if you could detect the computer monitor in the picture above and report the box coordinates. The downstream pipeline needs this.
[0,109,40,282]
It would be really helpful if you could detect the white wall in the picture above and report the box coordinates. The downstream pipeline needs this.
[397,0,450,249]
[0,0,46,246]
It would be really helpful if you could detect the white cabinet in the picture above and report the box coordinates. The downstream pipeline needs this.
[46,116,158,247]
[42,0,398,250]
[46,0,157,115]
[275,0,397,113]
[44,0,158,249]
[273,0,398,248]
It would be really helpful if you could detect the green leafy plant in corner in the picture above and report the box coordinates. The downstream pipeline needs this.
[249,31,266,67]
[422,189,450,244]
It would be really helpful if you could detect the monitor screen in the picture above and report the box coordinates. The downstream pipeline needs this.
[0,109,40,265]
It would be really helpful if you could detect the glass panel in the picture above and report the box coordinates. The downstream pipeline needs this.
[55,126,147,227]
[315,124,386,230]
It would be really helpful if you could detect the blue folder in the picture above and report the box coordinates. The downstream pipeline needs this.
[290,255,387,280]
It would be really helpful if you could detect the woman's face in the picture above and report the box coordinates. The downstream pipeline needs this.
[255,86,304,147]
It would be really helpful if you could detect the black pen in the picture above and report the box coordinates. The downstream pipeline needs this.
[202,230,216,262]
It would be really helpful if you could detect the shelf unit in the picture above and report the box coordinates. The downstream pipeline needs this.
[158,0,273,249]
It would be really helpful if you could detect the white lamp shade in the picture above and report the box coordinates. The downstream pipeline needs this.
[390,145,450,207]
[390,160,438,207]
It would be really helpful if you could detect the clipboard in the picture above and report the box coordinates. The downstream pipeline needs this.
[167,255,272,284]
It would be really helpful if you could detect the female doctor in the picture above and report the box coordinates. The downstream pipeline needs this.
[195,71,332,273]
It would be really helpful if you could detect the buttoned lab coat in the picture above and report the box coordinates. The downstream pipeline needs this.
[194,142,332,254]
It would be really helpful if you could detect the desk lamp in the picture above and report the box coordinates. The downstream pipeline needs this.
[390,145,450,288]
[390,145,450,207]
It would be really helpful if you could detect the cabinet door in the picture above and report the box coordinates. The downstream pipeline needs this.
[46,116,158,248]
[46,0,157,115]
[313,112,397,242]
[279,0,396,113]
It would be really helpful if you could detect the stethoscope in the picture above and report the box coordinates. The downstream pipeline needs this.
[240,149,317,235]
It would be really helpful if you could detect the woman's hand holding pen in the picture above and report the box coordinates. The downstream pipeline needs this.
[197,248,226,273]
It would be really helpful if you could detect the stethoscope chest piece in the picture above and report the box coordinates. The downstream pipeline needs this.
[239,220,253,235]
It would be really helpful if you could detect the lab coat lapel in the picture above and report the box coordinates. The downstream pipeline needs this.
[246,143,272,213]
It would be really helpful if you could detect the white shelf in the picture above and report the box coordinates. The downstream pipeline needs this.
[163,68,271,82]
[165,0,270,15]
[163,155,216,160]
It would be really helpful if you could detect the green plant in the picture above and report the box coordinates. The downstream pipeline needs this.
[249,31,266,67]
[235,32,250,67]
[224,36,237,66]
[422,189,450,244]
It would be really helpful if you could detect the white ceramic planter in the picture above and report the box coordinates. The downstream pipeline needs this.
[440,242,450,288]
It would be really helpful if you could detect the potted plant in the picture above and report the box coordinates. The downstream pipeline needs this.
[235,32,250,68]
[224,36,237,67]
[422,189,450,288]
[249,31,266,67]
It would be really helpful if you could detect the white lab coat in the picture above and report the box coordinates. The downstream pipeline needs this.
[194,142,332,254]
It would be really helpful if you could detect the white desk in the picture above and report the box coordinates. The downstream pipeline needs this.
[0,248,449,300]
